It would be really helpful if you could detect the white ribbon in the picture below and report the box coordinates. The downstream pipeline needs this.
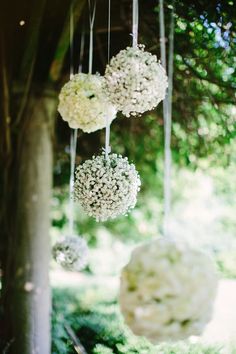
[78,25,85,73]
[107,0,111,62]
[88,0,96,74]
[68,6,86,234]
[69,129,78,234]
[105,0,112,160]
[70,3,74,79]
[105,117,111,160]
[132,0,139,47]
[159,0,175,238]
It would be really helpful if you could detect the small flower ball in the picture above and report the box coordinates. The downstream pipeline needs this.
[58,73,116,133]
[74,153,141,222]
[52,235,88,271]
[104,45,168,117]
[119,238,218,343]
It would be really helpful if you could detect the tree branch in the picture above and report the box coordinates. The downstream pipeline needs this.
[182,57,235,91]
[64,323,87,354]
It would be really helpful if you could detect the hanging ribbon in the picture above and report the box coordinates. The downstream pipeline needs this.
[88,0,97,74]
[78,22,85,74]
[68,2,76,235]
[105,116,111,159]
[159,0,175,238]
[69,129,78,234]
[159,0,166,69]
[105,0,112,160]
[167,4,174,122]
[132,0,139,47]
[107,0,111,63]
[69,3,74,80]
[68,5,86,235]
[88,0,111,160]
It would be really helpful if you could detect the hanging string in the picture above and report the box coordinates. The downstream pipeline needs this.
[68,5,85,235]
[159,0,175,238]
[132,0,139,47]
[107,0,111,63]
[167,4,175,122]
[88,0,97,74]
[105,116,111,159]
[159,0,166,69]
[69,129,78,234]
[87,1,111,161]
[105,0,112,160]
[69,2,74,79]
[159,0,169,237]
[78,23,85,74]
[68,2,77,235]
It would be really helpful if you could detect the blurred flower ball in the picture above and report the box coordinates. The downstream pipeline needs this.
[74,153,141,222]
[119,238,218,343]
[58,73,116,133]
[104,45,168,117]
[52,235,88,271]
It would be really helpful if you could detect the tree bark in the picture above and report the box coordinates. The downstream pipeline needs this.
[1,93,56,354]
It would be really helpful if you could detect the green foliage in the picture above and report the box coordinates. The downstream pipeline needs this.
[2,0,235,352]
[51,3,236,349]
[53,2,236,186]
[93,345,114,354]
[216,252,236,279]
[165,0,236,165]
[52,286,230,354]
[51,162,236,279]
[51,286,157,353]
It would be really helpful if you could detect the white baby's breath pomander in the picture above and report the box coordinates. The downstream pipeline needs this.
[104,45,168,117]
[58,73,116,133]
[52,235,88,271]
[119,238,218,343]
[74,153,141,222]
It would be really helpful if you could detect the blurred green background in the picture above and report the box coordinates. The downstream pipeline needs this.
[50,1,236,351]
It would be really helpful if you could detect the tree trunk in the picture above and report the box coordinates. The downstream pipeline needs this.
[1,93,56,354]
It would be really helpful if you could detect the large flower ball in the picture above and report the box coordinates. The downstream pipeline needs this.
[52,235,88,271]
[74,153,141,222]
[119,239,218,343]
[58,73,116,133]
[104,45,168,117]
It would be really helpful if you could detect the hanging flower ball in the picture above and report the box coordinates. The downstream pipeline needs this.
[58,73,117,133]
[119,238,218,343]
[52,235,88,271]
[104,45,168,117]
[74,153,141,222]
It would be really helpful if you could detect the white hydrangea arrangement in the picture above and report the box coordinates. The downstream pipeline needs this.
[119,238,218,343]
[58,73,117,133]
[74,153,141,222]
[52,235,88,271]
[104,45,168,117]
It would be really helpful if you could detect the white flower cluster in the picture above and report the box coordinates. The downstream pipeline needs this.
[58,73,116,133]
[52,235,88,271]
[74,153,141,222]
[119,238,218,343]
[104,45,168,117]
